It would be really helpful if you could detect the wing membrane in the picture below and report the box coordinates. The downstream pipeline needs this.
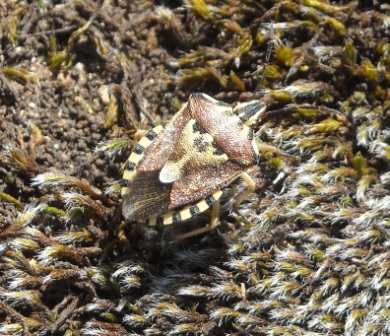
[122,170,170,220]
[169,163,242,209]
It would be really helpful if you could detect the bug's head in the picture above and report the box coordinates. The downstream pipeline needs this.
[233,100,268,128]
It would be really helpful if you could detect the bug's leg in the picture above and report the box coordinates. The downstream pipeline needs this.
[174,198,221,240]
[210,196,221,230]
[133,129,149,142]
[232,171,256,218]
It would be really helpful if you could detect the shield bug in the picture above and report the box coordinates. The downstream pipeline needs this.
[121,92,268,239]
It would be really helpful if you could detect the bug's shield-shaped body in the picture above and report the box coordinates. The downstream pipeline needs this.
[121,92,265,232]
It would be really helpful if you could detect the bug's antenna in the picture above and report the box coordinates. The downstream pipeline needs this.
[253,24,274,97]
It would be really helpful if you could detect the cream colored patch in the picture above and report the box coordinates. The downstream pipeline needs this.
[251,138,259,157]
[138,136,152,148]
[122,169,135,180]
[163,211,175,225]
[179,208,193,221]
[160,161,182,183]
[128,151,142,163]
[159,119,229,183]
[148,216,157,226]
[196,198,210,213]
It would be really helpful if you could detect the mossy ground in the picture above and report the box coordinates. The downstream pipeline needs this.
[1,1,389,335]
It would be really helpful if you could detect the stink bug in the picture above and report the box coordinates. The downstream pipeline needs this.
[121,92,267,239]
